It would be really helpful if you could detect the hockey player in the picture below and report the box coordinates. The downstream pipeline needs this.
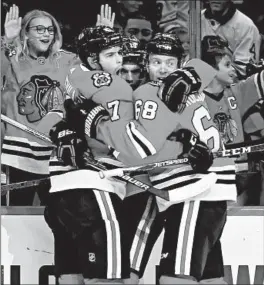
[62,32,225,284]
[48,27,214,284]
[64,27,203,166]
[118,36,148,90]
[1,5,79,205]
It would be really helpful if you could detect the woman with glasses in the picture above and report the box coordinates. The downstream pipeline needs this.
[1,5,79,206]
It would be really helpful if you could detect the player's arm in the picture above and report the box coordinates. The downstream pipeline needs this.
[235,69,264,133]
[95,67,202,160]
[232,24,261,78]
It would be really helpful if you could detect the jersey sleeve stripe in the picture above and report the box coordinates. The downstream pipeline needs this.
[126,122,157,159]
[254,70,264,98]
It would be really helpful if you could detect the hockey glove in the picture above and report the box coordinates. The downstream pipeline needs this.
[64,98,109,139]
[171,129,214,172]
[49,120,88,168]
[158,67,201,114]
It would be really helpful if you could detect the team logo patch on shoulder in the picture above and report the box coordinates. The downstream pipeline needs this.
[92,72,112,88]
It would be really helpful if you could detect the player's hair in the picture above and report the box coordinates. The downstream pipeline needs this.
[18,10,62,61]
[76,25,125,69]
[201,35,233,69]
[146,33,184,68]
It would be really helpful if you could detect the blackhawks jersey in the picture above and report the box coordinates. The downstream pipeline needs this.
[204,69,264,145]
[65,64,181,165]
[148,91,236,211]
[1,49,79,175]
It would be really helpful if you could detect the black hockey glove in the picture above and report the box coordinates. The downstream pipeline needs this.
[246,61,264,78]
[158,67,201,114]
[49,120,88,168]
[64,98,109,139]
[169,129,214,172]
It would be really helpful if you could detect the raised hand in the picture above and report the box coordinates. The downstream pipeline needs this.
[96,4,115,28]
[4,4,22,40]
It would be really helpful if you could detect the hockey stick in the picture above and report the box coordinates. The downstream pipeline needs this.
[99,140,264,178]
[1,178,50,196]
[0,115,172,200]
[1,171,217,203]
[1,114,53,144]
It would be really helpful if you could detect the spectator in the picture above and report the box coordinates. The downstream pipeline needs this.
[168,26,190,65]
[1,5,78,206]
[123,14,155,48]
[201,35,264,205]
[109,0,144,31]
[156,0,189,33]
[201,0,261,79]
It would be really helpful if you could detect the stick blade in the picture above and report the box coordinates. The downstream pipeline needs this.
[184,58,217,91]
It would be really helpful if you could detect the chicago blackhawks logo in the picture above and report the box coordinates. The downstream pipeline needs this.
[92,72,112,88]
[17,75,64,123]
[214,112,238,144]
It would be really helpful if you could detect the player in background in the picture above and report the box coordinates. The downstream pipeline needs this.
[117,36,148,90]
[1,5,79,205]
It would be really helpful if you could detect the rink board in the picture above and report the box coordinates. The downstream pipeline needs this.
[1,206,264,285]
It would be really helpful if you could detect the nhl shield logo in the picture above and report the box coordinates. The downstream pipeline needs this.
[92,72,112,88]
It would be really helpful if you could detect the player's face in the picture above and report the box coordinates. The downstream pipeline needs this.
[119,63,142,89]
[208,0,229,12]
[124,19,153,45]
[99,46,123,75]
[26,17,55,55]
[148,54,178,81]
[216,55,237,85]
[119,0,143,14]
[17,82,36,114]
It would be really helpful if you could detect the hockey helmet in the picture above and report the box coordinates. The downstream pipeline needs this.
[146,33,184,59]
[122,35,147,67]
[76,26,125,61]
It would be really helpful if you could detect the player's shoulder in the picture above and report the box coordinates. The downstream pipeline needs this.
[134,81,160,95]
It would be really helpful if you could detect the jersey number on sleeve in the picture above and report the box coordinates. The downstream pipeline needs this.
[107,100,120,121]
[192,106,221,152]
[249,43,256,60]
[135,100,158,120]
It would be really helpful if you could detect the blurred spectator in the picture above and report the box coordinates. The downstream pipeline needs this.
[201,0,261,79]
[156,0,189,33]
[123,15,156,48]
[109,0,144,31]
[168,26,190,65]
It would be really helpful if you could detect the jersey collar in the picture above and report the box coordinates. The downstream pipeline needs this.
[204,2,237,25]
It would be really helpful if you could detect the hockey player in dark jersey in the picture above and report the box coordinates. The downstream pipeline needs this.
[1,5,79,206]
